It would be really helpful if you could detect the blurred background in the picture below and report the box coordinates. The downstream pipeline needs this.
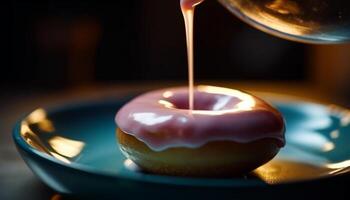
[4,0,350,105]
[3,0,350,103]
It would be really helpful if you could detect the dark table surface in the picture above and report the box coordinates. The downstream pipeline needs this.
[1,81,349,200]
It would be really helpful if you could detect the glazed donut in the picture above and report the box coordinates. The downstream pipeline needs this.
[116,85,285,177]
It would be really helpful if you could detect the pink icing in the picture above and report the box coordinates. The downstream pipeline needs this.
[116,85,285,151]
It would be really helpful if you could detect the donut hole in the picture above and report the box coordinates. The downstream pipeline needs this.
[169,97,215,110]
[166,92,241,111]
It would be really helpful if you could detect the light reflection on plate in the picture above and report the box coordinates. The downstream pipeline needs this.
[13,95,350,194]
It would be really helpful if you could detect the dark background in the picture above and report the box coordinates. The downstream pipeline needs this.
[6,0,308,89]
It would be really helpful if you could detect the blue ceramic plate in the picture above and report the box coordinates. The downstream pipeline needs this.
[13,93,350,196]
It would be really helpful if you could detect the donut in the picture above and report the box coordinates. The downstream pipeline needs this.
[115,85,285,177]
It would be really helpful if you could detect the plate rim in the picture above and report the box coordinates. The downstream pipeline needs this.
[12,93,350,188]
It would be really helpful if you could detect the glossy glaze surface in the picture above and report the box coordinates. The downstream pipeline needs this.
[13,95,350,194]
[116,86,285,151]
